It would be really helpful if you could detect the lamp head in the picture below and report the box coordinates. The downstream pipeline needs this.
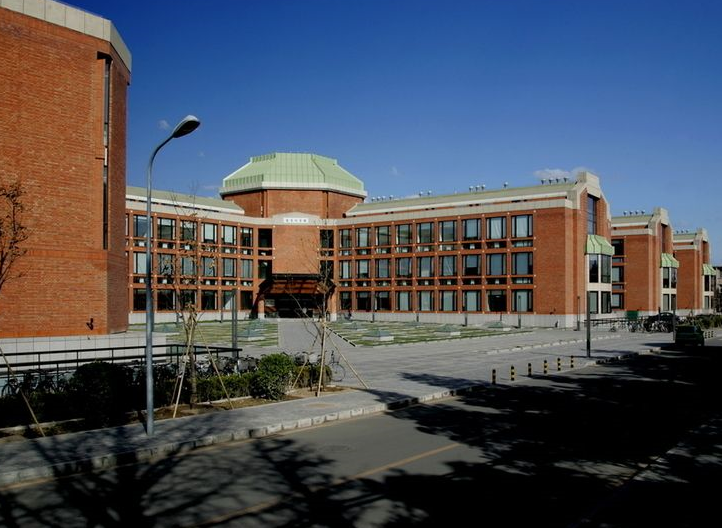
[171,115,201,138]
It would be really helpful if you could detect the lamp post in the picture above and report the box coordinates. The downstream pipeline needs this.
[145,115,200,436]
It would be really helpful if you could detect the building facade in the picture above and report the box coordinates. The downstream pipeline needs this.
[126,154,623,328]
[674,229,715,314]
[0,0,131,338]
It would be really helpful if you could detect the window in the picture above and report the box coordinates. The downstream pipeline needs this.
[240,291,253,310]
[440,290,456,311]
[512,215,532,238]
[340,292,352,310]
[611,293,624,309]
[201,290,217,310]
[463,254,481,276]
[396,291,411,311]
[587,195,598,234]
[671,268,677,288]
[180,290,196,310]
[320,230,334,249]
[133,215,149,238]
[320,260,334,279]
[601,255,611,283]
[157,253,173,275]
[612,239,624,256]
[463,290,480,311]
[440,255,457,276]
[417,222,434,244]
[462,218,480,240]
[512,290,533,312]
[439,221,456,242]
[222,258,236,277]
[375,291,391,311]
[356,227,371,247]
[133,289,145,311]
[418,291,434,311]
[181,256,195,276]
[396,257,412,278]
[258,229,272,248]
[417,256,434,277]
[223,290,235,310]
[258,260,271,279]
[181,221,196,242]
[601,291,611,314]
[663,268,671,288]
[486,217,506,239]
[240,259,253,279]
[589,254,599,283]
[663,294,670,312]
[588,291,598,314]
[133,252,147,274]
[203,257,216,277]
[356,259,370,279]
[222,225,236,245]
[356,291,371,311]
[487,253,506,275]
[376,226,391,246]
[487,290,507,312]
[512,252,533,275]
[612,266,623,283]
[202,223,217,244]
[157,289,175,311]
[240,227,253,247]
[339,260,352,279]
[158,218,175,240]
[396,224,412,245]
[339,229,352,248]
[376,259,390,278]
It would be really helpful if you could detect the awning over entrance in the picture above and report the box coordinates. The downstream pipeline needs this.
[585,234,615,256]
[703,264,716,276]
[661,253,680,268]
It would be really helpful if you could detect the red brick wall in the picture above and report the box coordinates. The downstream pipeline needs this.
[676,249,701,311]
[223,189,362,218]
[0,8,130,337]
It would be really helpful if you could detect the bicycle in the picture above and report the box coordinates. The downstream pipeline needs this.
[326,350,346,383]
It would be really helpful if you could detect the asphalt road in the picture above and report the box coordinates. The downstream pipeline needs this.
[1,339,719,527]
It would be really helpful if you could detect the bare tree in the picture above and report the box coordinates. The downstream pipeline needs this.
[0,180,43,434]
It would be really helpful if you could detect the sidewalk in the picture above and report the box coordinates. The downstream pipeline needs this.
[0,328,667,486]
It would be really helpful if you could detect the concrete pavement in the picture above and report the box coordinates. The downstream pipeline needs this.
[0,327,669,486]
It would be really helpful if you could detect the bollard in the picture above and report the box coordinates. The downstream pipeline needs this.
[510,365,516,381]
[543,359,548,375]
[557,357,561,371]
[492,369,497,385]
[570,355,575,368]
[527,362,532,377]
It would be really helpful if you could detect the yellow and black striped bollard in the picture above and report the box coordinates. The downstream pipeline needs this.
[527,362,532,377]
[570,355,575,368]
[557,357,561,371]
[510,365,516,381]
[492,369,497,385]
[543,359,548,375]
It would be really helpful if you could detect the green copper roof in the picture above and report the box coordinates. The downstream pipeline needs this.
[703,264,715,275]
[661,253,679,268]
[220,153,366,198]
[585,235,614,256]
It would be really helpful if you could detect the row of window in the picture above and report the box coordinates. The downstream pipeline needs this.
[131,253,272,279]
[339,289,534,312]
[338,215,533,248]
[338,253,533,279]
[128,215,272,247]
[131,289,255,312]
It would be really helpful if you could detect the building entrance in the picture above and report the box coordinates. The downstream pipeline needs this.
[260,273,334,319]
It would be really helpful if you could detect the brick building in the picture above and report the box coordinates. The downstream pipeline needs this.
[127,153,621,328]
[611,208,678,315]
[0,0,131,338]
[674,229,715,314]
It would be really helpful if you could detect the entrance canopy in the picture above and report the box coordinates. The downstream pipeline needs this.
[260,273,334,296]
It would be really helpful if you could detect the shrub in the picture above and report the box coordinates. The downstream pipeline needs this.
[249,353,295,400]
[293,365,332,389]
[196,373,253,402]
[67,362,135,427]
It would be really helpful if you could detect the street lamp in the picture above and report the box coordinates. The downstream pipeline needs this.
[145,115,200,436]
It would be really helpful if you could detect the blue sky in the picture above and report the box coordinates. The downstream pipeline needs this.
[72,0,721,262]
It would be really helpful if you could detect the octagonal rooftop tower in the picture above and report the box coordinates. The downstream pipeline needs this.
[220,152,367,218]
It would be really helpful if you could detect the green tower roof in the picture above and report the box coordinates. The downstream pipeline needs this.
[220,153,367,198]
